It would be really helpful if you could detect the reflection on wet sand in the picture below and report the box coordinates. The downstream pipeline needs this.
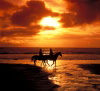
[0,59,100,91]
[0,63,60,91]
[43,60,56,72]
[36,60,100,91]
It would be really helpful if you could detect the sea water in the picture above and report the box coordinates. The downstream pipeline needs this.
[0,47,100,91]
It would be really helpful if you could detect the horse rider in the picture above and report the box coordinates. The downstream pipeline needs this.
[50,48,53,57]
[39,48,43,57]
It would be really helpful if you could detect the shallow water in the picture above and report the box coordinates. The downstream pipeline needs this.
[0,59,100,91]
[46,60,100,91]
[0,53,100,91]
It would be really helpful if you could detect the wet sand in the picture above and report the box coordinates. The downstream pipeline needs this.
[0,63,59,91]
[78,64,100,75]
[0,60,100,91]
[45,60,100,91]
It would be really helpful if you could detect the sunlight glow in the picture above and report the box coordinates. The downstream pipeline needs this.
[39,16,61,27]
[48,60,54,66]
[46,60,55,71]
[38,30,59,35]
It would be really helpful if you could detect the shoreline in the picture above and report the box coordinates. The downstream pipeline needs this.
[78,64,100,74]
[0,63,59,91]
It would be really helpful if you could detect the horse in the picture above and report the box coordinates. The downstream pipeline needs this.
[31,52,62,65]
[31,55,51,65]
[31,55,45,65]
[46,52,62,66]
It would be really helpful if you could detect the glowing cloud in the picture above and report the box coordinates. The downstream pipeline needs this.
[39,16,61,27]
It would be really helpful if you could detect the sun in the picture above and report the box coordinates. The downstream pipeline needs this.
[37,16,62,38]
[39,16,61,27]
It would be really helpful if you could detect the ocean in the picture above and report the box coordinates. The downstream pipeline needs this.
[1,47,100,54]
[0,47,100,61]
[0,47,100,91]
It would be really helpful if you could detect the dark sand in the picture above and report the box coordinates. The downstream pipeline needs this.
[0,64,59,91]
[78,64,100,90]
[78,64,100,74]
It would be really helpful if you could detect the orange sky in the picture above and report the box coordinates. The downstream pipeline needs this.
[0,0,100,47]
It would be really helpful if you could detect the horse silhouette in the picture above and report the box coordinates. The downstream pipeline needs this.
[45,52,62,65]
[31,52,62,65]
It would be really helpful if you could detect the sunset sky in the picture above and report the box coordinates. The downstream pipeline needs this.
[0,0,100,47]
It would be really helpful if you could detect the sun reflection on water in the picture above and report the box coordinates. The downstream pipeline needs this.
[29,59,100,91]
[1,57,100,91]
[41,60,100,91]
[42,60,56,73]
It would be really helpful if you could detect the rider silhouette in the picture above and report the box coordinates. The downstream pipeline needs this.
[39,49,43,57]
[50,48,53,57]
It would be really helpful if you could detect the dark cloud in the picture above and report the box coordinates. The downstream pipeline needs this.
[60,13,76,27]
[0,0,17,17]
[11,0,53,26]
[0,25,41,38]
[0,0,14,10]
[60,0,100,27]
[0,0,57,41]
[0,41,19,47]
[0,14,11,29]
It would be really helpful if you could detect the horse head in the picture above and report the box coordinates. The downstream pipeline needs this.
[55,52,62,57]
[59,52,62,57]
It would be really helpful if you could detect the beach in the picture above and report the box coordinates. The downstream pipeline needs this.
[0,0,100,89]
[0,59,100,91]
[0,63,59,91]
[0,0,100,90]
[0,48,100,91]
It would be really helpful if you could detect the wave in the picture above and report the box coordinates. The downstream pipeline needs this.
[0,47,100,54]
[0,54,100,60]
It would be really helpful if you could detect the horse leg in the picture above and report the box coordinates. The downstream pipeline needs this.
[55,60,56,67]
[34,60,36,65]
[41,60,43,66]
[46,60,50,66]
[42,60,44,66]
[44,60,48,66]
[51,60,54,66]
[42,60,45,66]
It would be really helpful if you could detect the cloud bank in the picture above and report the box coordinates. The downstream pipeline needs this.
[60,0,100,27]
